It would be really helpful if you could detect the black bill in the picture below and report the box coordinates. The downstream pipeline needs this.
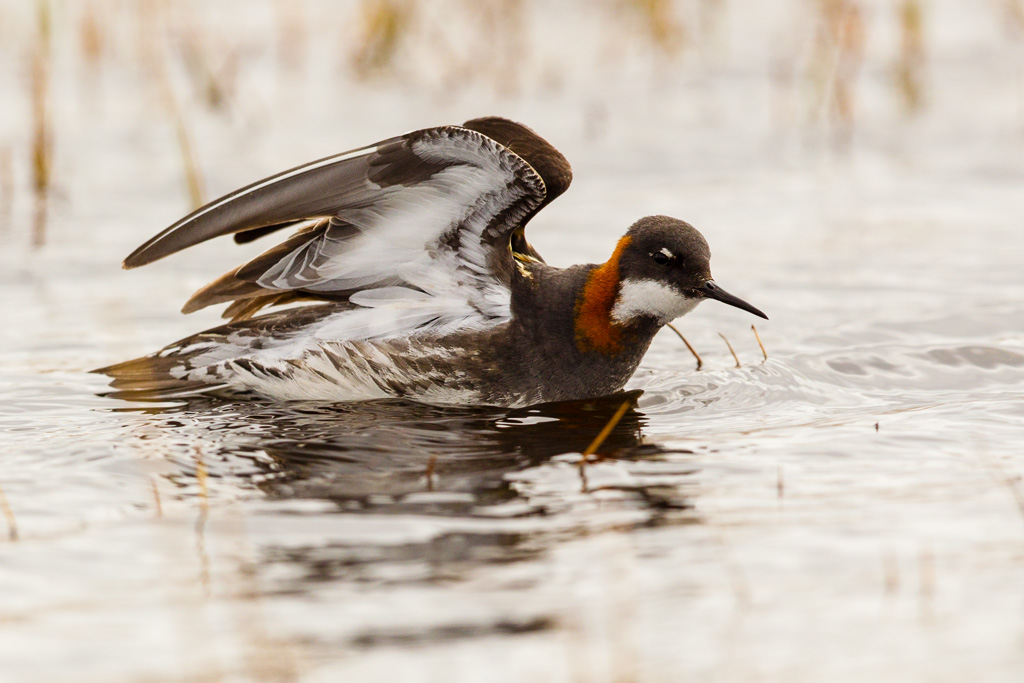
[701,280,768,320]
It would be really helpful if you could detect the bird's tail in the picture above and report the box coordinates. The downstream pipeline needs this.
[94,303,346,402]
[93,353,232,402]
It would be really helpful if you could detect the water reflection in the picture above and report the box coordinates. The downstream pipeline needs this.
[110,391,700,590]
[117,390,666,513]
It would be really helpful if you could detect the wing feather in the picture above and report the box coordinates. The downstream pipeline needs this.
[123,142,386,268]
[125,118,572,336]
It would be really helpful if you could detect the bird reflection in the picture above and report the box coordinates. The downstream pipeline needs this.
[121,391,659,514]
[111,392,704,588]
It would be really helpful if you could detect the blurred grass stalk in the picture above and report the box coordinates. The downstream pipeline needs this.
[79,0,104,64]
[30,0,53,248]
[178,13,237,110]
[0,481,18,541]
[349,0,532,92]
[808,0,865,143]
[141,1,206,210]
[163,67,207,211]
[1007,0,1024,37]
[351,0,414,78]
[895,0,925,113]
[274,0,307,68]
[0,147,12,229]
[627,0,687,56]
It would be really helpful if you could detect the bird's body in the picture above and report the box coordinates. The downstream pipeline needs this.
[98,117,765,407]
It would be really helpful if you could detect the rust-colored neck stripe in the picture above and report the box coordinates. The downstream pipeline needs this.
[574,236,630,354]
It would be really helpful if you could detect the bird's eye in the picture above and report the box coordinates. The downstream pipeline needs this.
[652,251,671,266]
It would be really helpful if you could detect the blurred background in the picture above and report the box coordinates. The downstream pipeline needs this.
[2,0,1021,254]
[1,1,1024,682]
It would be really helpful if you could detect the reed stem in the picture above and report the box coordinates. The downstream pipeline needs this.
[667,323,703,370]
[719,332,741,368]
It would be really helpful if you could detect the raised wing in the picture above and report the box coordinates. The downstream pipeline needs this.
[125,118,572,331]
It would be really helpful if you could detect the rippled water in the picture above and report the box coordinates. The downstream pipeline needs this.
[3,1,1024,681]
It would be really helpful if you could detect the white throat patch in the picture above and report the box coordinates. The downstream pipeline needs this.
[610,279,701,324]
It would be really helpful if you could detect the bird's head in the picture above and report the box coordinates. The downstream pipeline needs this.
[573,215,766,355]
[611,215,767,325]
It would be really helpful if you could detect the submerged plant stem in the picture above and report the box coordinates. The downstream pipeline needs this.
[150,478,163,517]
[752,324,768,361]
[667,323,703,370]
[0,482,18,541]
[582,400,631,458]
[30,0,53,248]
[425,453,437,492]
[719,332,741,368]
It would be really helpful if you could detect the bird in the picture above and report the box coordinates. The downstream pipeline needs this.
[96,117,767,408]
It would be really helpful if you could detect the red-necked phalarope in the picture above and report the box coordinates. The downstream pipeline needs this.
[97,117,766,407]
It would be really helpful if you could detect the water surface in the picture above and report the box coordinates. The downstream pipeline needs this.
[2,1,1024,681]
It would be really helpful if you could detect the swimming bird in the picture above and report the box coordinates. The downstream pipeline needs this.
[97,117,766,407]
